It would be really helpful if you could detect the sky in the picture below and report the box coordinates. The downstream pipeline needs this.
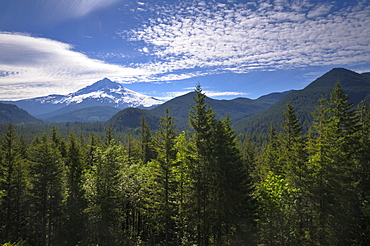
[0,0,369,101]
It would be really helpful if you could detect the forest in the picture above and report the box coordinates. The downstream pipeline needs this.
[0,83,370,245]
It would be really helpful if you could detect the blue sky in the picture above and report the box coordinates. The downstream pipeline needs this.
[0,0,369,101]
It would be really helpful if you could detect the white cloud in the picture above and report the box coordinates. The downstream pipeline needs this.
[125,0,370,76]
[0,33,149,100]
[47,0,122,24]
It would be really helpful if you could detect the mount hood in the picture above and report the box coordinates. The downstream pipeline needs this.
[1,78,163,117]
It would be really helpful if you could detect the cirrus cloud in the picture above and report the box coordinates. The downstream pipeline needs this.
[125,0,370,76]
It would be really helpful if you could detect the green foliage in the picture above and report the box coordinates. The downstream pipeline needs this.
[1,82,370,245]
[0,103,40,124]
[235,67,370,135]
[255,171,300,245]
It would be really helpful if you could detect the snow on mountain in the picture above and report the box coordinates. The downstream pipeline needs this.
[1,78,164,116]
[36,78,163,108]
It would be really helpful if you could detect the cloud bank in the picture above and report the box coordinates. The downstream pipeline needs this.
[0,33,148,100]
[126,0,370,76]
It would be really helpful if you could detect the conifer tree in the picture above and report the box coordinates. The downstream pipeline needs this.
[146,109,178,245]
[140,116,155,164]
[212,117,253,245]
[279,103,307,244]
[307,83,360,245]
[86,139,126,245]
[0,124,29,243]
[189,84,216,245]
[65,132,87,245]
[28,134,65,246]
[263,124,281,176]
[355,101,370,244]
[172,131,196,244]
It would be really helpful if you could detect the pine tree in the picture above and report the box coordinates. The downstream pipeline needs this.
[146,109,178,245]
[173,131,196,244]
[28,134,65,246]
[263,124,281,176]
[189,84,216,245]
[86,139,126,245]
[140,116,155,164]
[0,124,29,243]
[279,103,307,244]
[356,101,370,244]
[306,83,360,245]
[212,117,253,245]
[64,132,87,245]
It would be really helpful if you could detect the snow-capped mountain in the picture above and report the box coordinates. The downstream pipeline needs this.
[39,78,162,108]
[2,78,163,117]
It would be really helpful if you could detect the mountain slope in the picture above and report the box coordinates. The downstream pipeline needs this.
[1,78,163,117]
[0,102,41,124]
[108,90,291,130]
[45,106,121,122]
[107,108,160,130]
[234,68,370,134]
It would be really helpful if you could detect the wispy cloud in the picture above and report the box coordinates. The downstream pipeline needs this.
[2,0,121,27]
[0,33,149,100]
[125,0,370,76]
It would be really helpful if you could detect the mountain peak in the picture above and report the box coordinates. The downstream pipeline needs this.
[76,78,122,94]
[305,67,368,90]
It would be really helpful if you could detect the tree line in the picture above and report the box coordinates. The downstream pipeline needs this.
[0,84,369,245]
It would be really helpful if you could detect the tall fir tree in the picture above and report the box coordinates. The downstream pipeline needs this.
[86,139,126,245]
[355,101,370,244]
[279,103,307,244]
[306,83,360,245]
[140,116,155,164]
[212,117,254,245]
[189,84,216,245]
[64,132,87,245]
[0,123,29,243]
[146,109,178,245]
[28,134,65,246]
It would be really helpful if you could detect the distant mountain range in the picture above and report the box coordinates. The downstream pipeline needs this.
[1,78,163,120]
[0,102,40,124]
[1,68,369,133]
[233,68,370,134]
[108,90,292,130]
[108,68,370,132]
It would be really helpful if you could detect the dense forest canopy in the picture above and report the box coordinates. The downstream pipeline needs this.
[1,83,370,245]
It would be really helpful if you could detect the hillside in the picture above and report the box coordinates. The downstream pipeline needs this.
[108,90,291,131]
[0,102,41,124]
[45,106,121,122]
[107,108,160,131]
[233,68,370,134]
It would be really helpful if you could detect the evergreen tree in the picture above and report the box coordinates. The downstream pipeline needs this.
[356,101,370,244]
[86,140,126,245]
[51,126,67,158]
[64,132,87,245]
[0,124,29,243]
[140,116,155,164]
[145,109,178,245]
[189,84,216,245]
[211,117,253,245]
[279,103,307,244]
[306,83,360,245]
[28,134,65,246]
[173,131,196,245]
[263,124,281,176]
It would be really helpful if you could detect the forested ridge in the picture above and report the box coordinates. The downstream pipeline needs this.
[1,84,370,245]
